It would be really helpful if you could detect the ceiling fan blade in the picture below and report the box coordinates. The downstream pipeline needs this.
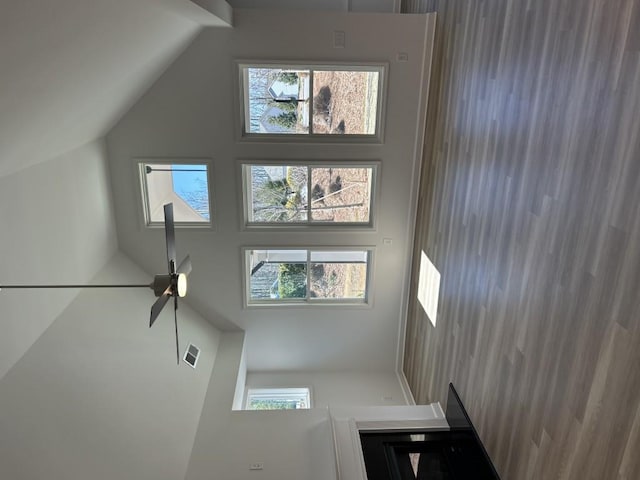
[164,203,176,273]
[150,289,171,328]
[177,255,192,276]
[174,296,180,365]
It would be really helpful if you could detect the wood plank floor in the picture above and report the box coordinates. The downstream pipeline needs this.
[402,0,640,478]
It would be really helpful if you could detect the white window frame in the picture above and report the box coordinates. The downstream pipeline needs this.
[135,158,214,229]
[243,247,374,307]
[245,387,312,410]
[236,61,387,143]
[240,161,380,229]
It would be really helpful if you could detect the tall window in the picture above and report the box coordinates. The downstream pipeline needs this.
[138,161,211,226]
[243,163,377,226]
[246,248,371,305]
[239,63,385,140]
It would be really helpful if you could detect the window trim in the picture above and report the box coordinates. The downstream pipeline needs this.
[235,60,387,143]
[243,246,374,307]
[135,158,215,229]
[240,160,380,230]
[244,387,312,410]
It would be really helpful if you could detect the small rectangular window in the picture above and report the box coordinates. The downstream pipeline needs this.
[246,248,371,305]
[246,388,311,410]
[239,62,385,140]
[243,163,376,226]
[138,161,211,226]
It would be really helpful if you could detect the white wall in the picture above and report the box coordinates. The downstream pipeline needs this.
[0,252,222,480]
[106,10,436,373]
[186,332,337,480]
[245,371,408,408]
[0,139,118,380]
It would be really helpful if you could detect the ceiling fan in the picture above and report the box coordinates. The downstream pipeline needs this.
[0,203,191,364]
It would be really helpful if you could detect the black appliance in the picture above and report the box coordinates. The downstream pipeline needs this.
[360,383,500,479]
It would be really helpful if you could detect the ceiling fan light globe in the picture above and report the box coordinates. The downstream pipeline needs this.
[177,273,188,297]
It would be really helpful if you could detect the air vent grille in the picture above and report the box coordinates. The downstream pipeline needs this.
[183,343,200,368]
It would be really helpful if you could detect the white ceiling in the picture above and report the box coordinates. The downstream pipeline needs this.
[0,0,230,178]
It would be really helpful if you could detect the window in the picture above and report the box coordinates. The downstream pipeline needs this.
[246,388,311,410]
[246,248,371,305]
[239,62,385,140]
[242,163,377,226]
[138,161,211,226]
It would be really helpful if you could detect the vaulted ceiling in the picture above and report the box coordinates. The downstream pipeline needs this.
[0,0,230,178]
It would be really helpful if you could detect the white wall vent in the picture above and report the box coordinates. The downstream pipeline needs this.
[183,344,200,368]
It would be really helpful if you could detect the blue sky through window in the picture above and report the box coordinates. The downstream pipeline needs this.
[171,165,209,220]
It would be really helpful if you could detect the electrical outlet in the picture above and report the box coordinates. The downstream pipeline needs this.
[250,463,264,470]
[333,30,346,48]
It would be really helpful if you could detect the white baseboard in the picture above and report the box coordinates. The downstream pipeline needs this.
[397,369,417,405]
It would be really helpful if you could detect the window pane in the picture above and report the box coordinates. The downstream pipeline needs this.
[245,68,310,134]
[248,165,309,223]
[248,249,307,300]
[246,388,310,410]
[247,249,370,304]
[310,250,368,299]
[312,70,379,135]
[142,163,210,223]
[249,398,301,410]
[310,167,372,223]
[310,263,368,299]
[245,164,375,226]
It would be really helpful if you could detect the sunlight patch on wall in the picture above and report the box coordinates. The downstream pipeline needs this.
[417,251,440,327]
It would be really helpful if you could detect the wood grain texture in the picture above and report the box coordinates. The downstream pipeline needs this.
[402,0,640,478]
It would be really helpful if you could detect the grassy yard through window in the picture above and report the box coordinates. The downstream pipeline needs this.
[246,388,311,410]
[247,249,371,304]
[246,164,375,226]
[240,63,383,138]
